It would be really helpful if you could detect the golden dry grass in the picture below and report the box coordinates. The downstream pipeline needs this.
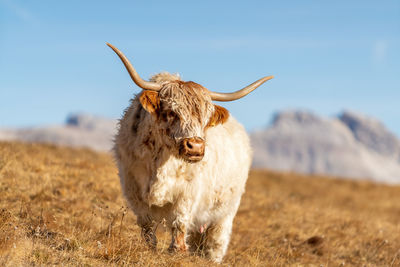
[1,141,400,266]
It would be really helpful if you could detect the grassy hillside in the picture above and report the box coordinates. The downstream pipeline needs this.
[1,141,399,266]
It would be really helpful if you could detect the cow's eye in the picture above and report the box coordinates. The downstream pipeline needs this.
[161,112,168,121]
[172,114,180,124]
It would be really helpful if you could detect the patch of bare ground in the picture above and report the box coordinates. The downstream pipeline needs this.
[0,141,399,266]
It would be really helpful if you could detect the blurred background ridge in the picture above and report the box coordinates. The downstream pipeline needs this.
[2,110,400,183]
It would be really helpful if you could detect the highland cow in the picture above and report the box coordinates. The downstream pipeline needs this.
[108,43,273,262]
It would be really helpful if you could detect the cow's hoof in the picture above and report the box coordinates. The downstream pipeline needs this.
[168,243,188,253]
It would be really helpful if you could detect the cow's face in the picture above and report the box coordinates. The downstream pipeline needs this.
[107,43,272,161]
[139,81,229,163]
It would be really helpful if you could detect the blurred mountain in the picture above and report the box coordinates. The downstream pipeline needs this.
[251,110,400,183]
[1,110,400,183]
[0,113,117,151]
[339,111,400,160]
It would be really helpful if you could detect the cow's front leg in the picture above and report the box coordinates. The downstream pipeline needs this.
[168,222,188,252]
[137,215,157,249]
[167,199,193,252]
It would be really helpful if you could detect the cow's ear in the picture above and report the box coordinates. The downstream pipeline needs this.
[139,91,160,115]
[207,105,229,127]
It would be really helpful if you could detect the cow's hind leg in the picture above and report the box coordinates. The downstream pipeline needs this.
[204,214,234,263]
[137,215,157,249]
[187,229,206,256]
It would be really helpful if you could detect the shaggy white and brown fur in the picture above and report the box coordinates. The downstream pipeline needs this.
[114,72,252,262]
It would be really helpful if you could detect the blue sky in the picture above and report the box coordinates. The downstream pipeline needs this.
[1,1,399,134]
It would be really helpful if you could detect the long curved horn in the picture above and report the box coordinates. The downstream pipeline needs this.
[209,75,274,101]
[107,43,162,91]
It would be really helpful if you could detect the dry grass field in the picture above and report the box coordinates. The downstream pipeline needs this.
[1,141,400,266]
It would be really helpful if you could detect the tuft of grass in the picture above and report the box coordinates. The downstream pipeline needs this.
[0,141,400,266]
